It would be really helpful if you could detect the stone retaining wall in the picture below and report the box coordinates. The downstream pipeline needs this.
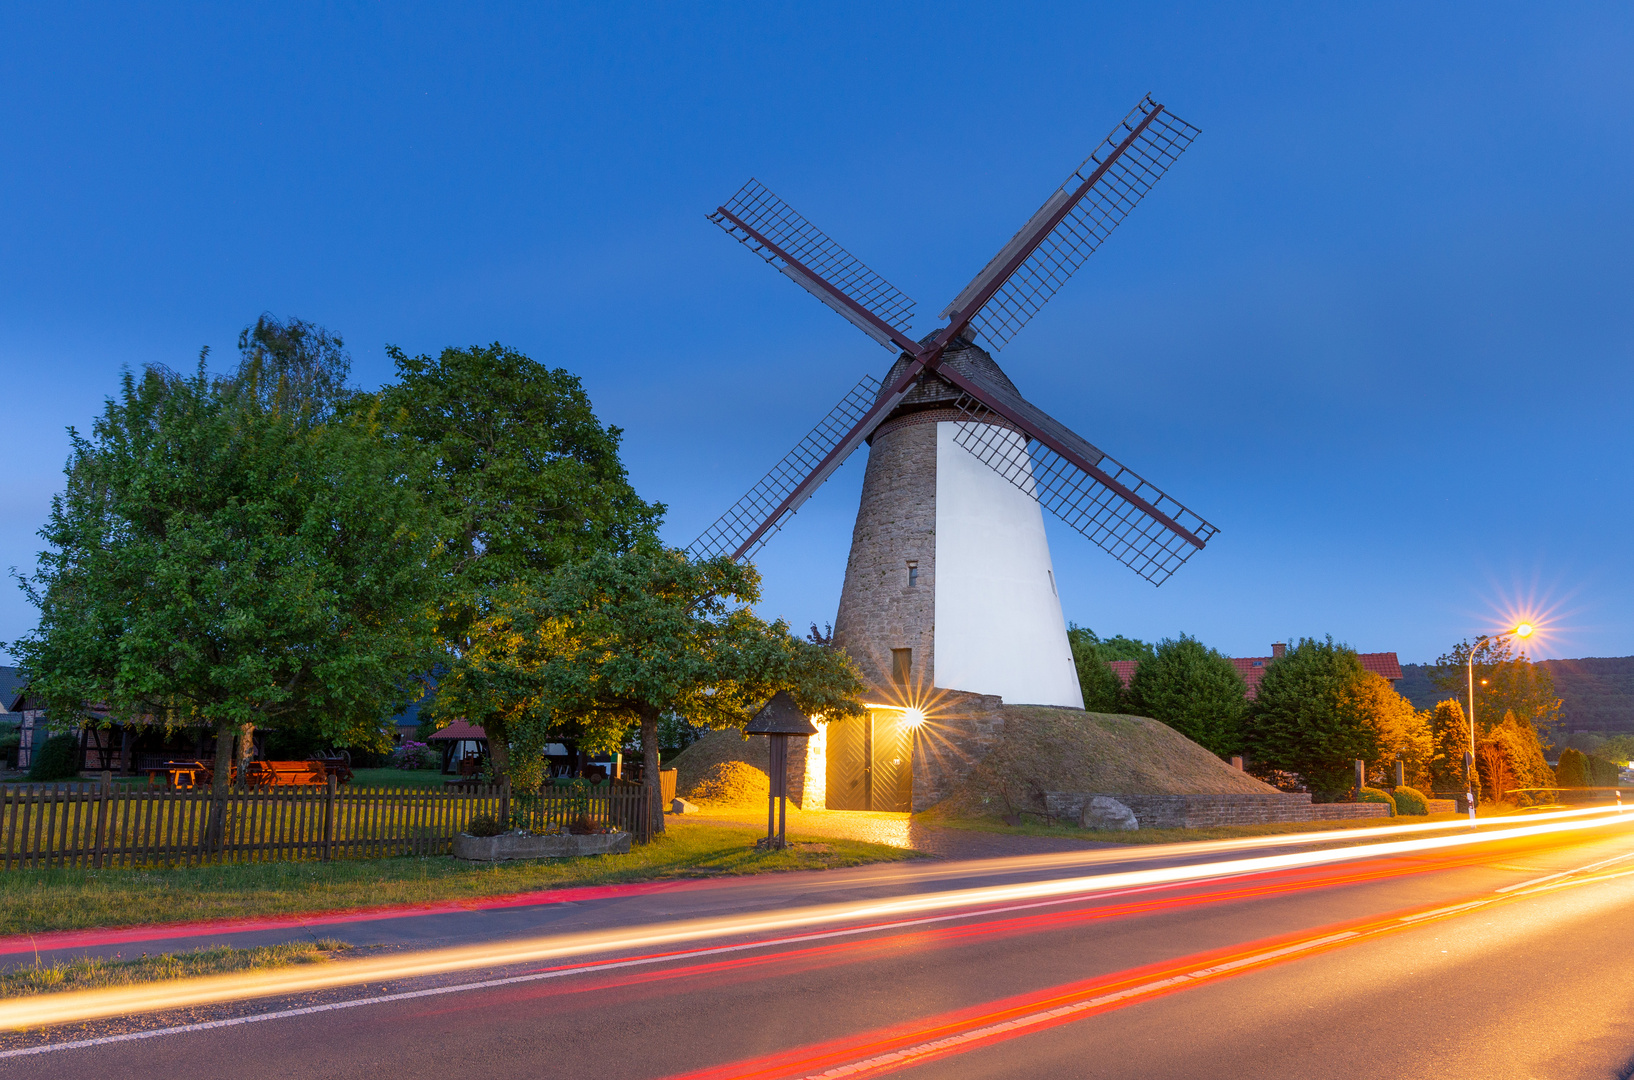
[1043,791,1392,829]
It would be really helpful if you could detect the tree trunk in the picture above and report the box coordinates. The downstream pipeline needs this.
[485,717,509,783]
[237,722,255,776]
[641,708,664,836]
[205,721,236,850]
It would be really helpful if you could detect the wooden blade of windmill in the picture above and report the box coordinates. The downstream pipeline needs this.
[936,96,1200,354]
[937,363,1218,586]
[689,360,931,562]
[710,179,922,355]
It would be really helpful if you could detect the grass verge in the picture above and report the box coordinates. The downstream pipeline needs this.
[1,939,353,997]
[0,821,912,937]
[915,807,1526,845]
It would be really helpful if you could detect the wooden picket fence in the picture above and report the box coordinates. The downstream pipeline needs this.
[512,779,653,842]
[0,774,513,870]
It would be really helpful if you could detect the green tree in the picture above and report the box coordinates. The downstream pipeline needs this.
[1429,698,1472,792]
[433,544,865,833]
[1125,635,1246,756]
[10,330,442,821]
[1066,627,1126,714]
[1339,672,1433,788]
[1476,711,1554,803]
[1430,636,1562,746]
[1242,636,1375,799]
[1067,625,1154,663]
[379,343,664,780]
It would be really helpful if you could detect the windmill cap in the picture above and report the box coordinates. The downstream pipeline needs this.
[745,690,818,735]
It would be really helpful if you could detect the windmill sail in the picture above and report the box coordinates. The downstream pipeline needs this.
[689,374,883,562]
[710,180,918,351]
[942,97,1200,352]
[942,366,1215,586]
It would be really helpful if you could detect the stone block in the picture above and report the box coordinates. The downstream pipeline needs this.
[453,830,631,861]
[1082,796,1138,831]
[671,798,699,814]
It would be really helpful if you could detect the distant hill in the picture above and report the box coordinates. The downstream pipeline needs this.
[1398,657,1634,733]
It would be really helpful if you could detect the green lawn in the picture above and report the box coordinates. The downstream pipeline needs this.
[348,767,451,788]
[0,821,916,937]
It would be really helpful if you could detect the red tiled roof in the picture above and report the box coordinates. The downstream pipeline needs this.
[426,719,487,741]
[1102,652,1402,702]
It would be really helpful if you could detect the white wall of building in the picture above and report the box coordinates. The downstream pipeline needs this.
[933,422,1084,708]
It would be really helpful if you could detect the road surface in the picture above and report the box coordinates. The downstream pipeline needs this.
[4,809,1632,1079]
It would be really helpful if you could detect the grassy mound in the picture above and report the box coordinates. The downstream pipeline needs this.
[668,729,769,794]
[929,706,1277,819]
[684,761,770,807]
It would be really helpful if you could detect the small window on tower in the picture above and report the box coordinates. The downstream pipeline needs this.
[1047,570,1056,596]
[892,648,912,687]
[907,561,919,587]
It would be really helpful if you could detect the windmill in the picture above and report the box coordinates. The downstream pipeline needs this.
[692,96,1216,760]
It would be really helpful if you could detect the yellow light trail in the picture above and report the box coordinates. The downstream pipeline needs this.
[5,806,1632,1033]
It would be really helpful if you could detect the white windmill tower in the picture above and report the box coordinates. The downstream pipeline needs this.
[692,97,1217,807]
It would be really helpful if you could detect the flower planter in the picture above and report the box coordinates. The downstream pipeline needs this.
[453,830,632,861]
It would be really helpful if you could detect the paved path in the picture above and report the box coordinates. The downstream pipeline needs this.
[679,806,1120,858]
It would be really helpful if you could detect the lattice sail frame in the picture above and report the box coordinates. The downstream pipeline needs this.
[710,180,916,350]
[949,392,1218,586]
[959,97,1200,352]
[689,375,883,562]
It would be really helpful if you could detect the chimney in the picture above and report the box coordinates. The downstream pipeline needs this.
[1271,642,1287,659]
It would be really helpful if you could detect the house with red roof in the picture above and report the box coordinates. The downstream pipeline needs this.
[1107,642,1403,702]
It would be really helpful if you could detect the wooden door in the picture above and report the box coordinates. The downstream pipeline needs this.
[825,714,870,811]
[869,710,913,812]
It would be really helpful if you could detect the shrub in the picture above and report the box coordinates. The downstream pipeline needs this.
[1357,786,1395,816]
[463,814,505,837]
[1392,785,1429,816]
[390,741,438,770]
[27,733,81,781]
[1555,747,1587,787]
[0,734,21,770]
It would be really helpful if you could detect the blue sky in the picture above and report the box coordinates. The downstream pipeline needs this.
[3,2,1631,666]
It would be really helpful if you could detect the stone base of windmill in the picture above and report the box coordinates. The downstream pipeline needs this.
[454,830,632,861]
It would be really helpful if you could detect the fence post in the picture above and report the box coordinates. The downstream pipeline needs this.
[322,773,337,862]
[93,770,112,869]
[500,778,511,828]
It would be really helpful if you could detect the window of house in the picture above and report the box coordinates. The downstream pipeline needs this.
[892,648,912,687]
[907,561,919,587]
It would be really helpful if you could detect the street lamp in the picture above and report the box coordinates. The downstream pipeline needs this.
[1465,623,1535,821]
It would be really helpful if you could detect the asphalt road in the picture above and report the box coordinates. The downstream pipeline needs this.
[7,813,1634,1079]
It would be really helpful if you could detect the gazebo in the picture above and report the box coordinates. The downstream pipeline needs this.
[427,719,488,776]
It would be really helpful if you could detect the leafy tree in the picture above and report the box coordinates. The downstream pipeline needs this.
[1068,625,1154,663]
[379,343,664,779]
[1242,636,1374,799]
[1596,734,1634,764]
[1067,629,1126,714]
[1429,698,1472,792]
[1429,636,1562,746]
[1477,711,1554,803]
[1125,635,1246,756]
[432,544,865,833]
[10,329,442,819]
[1339,672,1433,789]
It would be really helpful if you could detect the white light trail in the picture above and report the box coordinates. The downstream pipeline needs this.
[3,806,1630,1034]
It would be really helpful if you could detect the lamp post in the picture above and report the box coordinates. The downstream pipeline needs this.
[1465,622,1534,821]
